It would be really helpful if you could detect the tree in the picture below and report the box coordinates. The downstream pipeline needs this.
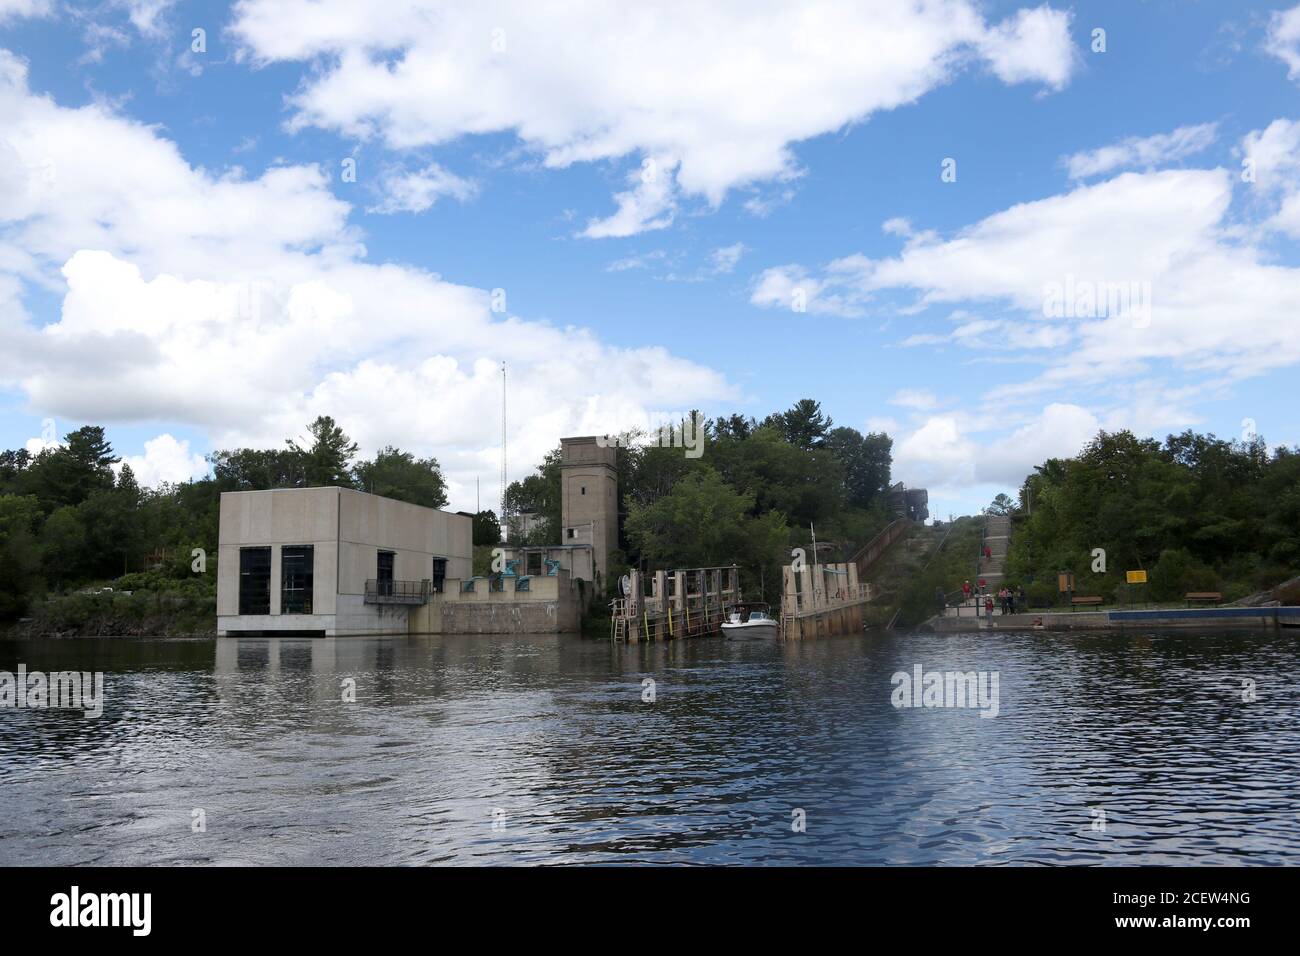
[354,447,448,508]
[766,398,833,450]
[0,494,41,619]
[40,506,86,589]
[17,426,117,510]
[209,447,305,490]
[473,510,502,546]
[985,493,1014,516]
[503,447,562,532]
[826,426,892,509]
[625,467,787,572]
[286,416,358,487]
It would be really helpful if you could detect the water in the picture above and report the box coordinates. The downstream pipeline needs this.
[1,629,1297,865]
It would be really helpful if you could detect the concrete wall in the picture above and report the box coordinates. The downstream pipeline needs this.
[217,487,341,618]
[560,436,618,590]
[217,486,473,637]
[336,488,471,594]
[408,572,582,634]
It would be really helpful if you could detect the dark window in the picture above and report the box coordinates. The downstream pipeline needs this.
[281,545,314,614]
[239,547,271,615]
[580,486,586,495]
[377,550,395,596]
[566,528,575,539]
[527,552,543,576]
[431,558,447,594]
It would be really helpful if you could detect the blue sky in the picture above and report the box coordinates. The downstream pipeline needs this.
[2,0,1299,519]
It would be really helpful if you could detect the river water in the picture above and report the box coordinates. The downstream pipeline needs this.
[1,629,1296,865]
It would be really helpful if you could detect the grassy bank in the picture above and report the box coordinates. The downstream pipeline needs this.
[4,569,215,638]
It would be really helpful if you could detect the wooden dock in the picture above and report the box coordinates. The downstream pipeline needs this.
[611,566,740,642]
[779,561,874,639]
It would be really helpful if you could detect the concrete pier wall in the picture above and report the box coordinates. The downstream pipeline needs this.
[927,605,1300,632]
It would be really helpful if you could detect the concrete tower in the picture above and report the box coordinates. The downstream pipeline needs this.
[560,436,619,592]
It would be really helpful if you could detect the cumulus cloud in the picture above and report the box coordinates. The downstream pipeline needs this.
[1239,119,1300,237]
[754,145,1300,502]
[114,433,209,488]
[892,404,1101,494]
[0,46,736,510]
[230,0,1077,235]
[754,165,1300,390]
[1266,5,1300,80]
[1062,122,1218,179]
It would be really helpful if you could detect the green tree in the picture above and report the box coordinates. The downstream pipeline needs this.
[40,505,86,589]
[18,426,118,510]
[0,494,41,619]
[286,416,358,487]
[826,426,892,508]
[354,447,448,508]
[625,467,788,572]
[473,510,502,546]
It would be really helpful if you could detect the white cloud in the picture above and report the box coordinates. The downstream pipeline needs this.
[892,403,1101,496]
[754,165,1300,388]
[0,45,737,510]
[114,433,209,488]
[0,0,52,22]
[1062,122,1218,179]
[889,388,940,410]
[1266,5,1300,80]
[753,148,1300,501]
[976,5,1077,90]
[367,162,478,215]
[230,0,1077,235]
[708,242,746,275]
[1239,119,1300,237]
[581,156,678,238]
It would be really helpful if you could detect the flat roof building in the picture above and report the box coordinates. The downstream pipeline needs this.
[217,486,472,637]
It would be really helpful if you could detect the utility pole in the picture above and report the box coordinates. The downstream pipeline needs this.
[500,361,508,531]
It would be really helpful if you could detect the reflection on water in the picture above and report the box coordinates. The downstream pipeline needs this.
[0,629,1297,865]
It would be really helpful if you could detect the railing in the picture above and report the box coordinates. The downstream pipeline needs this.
[850,518,911,578]
[363,579,431,605]
[785,582,872,616]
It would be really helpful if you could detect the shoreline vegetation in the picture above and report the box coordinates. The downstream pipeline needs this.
[2,409,1297,638]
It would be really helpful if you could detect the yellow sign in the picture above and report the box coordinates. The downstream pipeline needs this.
[1126,570,1148,584]
[1058,572,1075,592]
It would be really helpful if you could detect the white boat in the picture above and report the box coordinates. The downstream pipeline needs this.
[721,603,780,640]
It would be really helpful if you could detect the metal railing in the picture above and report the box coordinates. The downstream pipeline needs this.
[363,579,431,605]
[785,582,872,615]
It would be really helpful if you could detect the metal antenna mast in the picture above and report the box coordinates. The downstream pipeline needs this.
[500,361,507,525]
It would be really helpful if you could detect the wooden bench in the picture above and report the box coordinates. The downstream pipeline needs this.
[1070,596,1103,611]
[1185,592,1222,607]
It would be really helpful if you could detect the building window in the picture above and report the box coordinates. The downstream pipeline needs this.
[281,545,314,614]
[526,552,543,576]
[566,528,575,539]
[239,547,271,615]
[377,550,395,597]
[431,558,447,594]
[581,486,586,495]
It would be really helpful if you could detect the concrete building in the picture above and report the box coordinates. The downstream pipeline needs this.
[217,487,472,637]
[887,482,930,523]
[501,435,619,596]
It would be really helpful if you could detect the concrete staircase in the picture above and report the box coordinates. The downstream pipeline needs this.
[980,514,1010,588]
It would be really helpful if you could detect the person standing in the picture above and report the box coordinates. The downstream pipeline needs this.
[985,595,995,618]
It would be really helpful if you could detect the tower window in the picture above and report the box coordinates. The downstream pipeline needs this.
[581,486,586,494]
